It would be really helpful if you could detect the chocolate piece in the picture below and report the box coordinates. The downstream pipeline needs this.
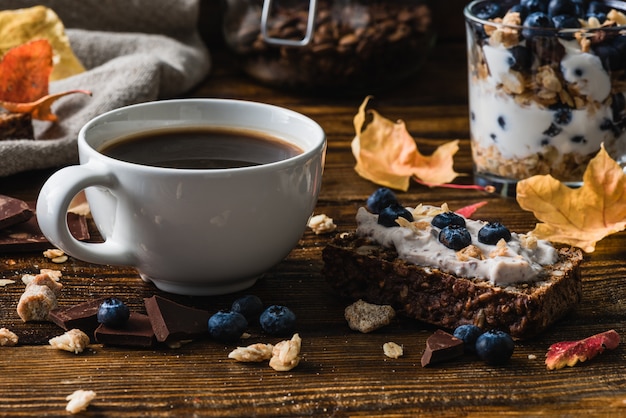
[49,298,108,340]
[421,329,464,367]
[94,312,155,348]
[0,112,34,140]
[144,295,210,343]
[0,195,33,229]
[0,202,89,252]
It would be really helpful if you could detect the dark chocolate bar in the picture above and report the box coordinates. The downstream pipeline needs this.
[144,295,210,343]
[94,312,155,348]
[0,194,33,229]
[0,202,89,252]
[421,329,464,367]
[49,298,108,341]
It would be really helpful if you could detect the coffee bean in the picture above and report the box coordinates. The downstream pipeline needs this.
[223,0,434,92]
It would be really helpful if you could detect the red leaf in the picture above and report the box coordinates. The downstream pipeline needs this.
[455,201,488,218]
[545,330,620,370]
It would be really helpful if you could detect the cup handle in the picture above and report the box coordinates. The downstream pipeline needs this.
[36,161,136,266]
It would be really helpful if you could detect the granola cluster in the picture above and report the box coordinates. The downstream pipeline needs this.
[228,333,302,372]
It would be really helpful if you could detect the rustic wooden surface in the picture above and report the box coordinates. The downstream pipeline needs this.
[1,7,626,417]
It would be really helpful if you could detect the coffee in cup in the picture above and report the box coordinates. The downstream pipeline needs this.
[36,99,326,295]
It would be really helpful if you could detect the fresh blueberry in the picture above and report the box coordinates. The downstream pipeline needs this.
[507,45,532,71]
[552,105,573,125]
[97,297,130,327]
[521,0,549,14]
[366,187,398,214]
[497,115,507,129]
[571,135,587,144]
[208,310,248,343]
[523,11,554,28]
[599,118,614,131]
[260,305,297,336]
[478,222,512,245]
[598,118,621,137]
[474,1,504,19]
[431,211,466,229]
[438,225,472,251]
[377,203,414,227]
[522,12,555,39]
[231,295,264,321]
[552,14,581,29]
[543,123,562,137]
[548,0,582,17]
[453,324,483,353]
[587,1,610,15]
[475,330,515,365]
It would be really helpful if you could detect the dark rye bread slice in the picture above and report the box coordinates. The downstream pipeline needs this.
[322,234,583,339]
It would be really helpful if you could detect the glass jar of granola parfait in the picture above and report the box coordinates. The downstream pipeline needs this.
[221,0,435,95]
[465,0,626,196]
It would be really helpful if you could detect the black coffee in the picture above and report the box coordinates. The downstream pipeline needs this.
[98,127,303,169]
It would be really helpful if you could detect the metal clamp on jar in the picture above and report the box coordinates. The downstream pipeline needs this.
[222,0,435,94]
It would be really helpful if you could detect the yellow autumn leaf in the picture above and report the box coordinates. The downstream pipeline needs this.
[351,96,462,191]
[516,144,626,252]
[0,6,84,81]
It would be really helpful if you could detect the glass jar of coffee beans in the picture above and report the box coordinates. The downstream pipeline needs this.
[221,0,435,95]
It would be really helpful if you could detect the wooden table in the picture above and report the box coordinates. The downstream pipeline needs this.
[1,32,625,417]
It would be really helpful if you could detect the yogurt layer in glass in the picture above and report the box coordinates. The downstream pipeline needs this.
[465,0,626,196]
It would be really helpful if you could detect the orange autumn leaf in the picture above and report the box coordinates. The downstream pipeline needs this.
[0,40,91,122]
[0,6,85,81]
[0,90,92,122]
[0,39,52,103]
[516,144,626,252]
[351,96,462,191]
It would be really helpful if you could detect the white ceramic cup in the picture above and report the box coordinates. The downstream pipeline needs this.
[36,99,326,295]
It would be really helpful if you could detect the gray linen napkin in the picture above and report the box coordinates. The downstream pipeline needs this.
[0,0,212,177]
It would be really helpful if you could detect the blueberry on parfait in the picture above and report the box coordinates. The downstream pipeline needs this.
[439,225,472,251]
[366,187,398,214]
[478,222,512,245]
[431,211,466,229]
[377,203,414,227]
